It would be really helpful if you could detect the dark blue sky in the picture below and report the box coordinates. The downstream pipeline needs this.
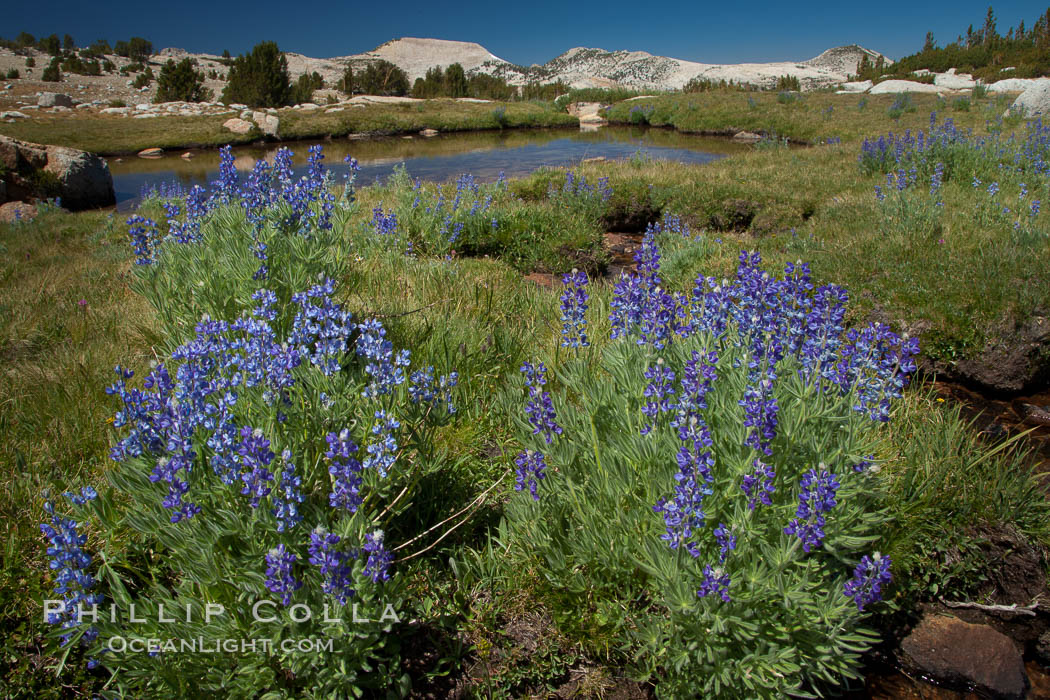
[4,1,1045,65]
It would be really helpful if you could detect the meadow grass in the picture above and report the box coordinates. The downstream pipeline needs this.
[0,207,157,696]
[0,100,577,155]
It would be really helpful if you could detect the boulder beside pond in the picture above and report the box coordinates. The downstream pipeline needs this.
[0,135,115,211]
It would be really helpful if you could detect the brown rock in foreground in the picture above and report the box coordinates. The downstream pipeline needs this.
[0,135,115,211]
[899,613,1029,699]
[0,200,38,223]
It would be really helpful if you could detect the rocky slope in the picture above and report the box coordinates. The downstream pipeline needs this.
[335,38,889,91]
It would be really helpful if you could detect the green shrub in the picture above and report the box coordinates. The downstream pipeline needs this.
[155,58,210,103]
[972,83,988,99]
[221,41,292,108]
[355,59,409,97]
[290,71,324,105]
[5,68,19,80]
[131,66,154,89]
[41,57,61,82]
[337,63,353,94]
[25,56,35,68]
[776,74,801,91]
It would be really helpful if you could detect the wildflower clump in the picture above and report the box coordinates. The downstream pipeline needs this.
[42,146,459,697]
[503,238,916,695]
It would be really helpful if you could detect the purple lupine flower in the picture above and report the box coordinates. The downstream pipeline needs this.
[514,449,547,500]
[290,279,355,376]
[272,450,303,533]
[654,419,713,556]
[674,351,718,428]
[326,429,364,512]
[784,468,840,553]
[355,318,410,398]
[40,502,103,647]
[559,268,590,348]
[843,553,893,611]
[308,527,355,604]
[371,205,398,236]
[697,565,731,602]
[609,272,647,340]
[740,374,779,455]
[408,367,458,414]
[237,427,275,509]
[741,459,776,510]
[125,215,159,265]
[362,530,393,583]
[521,361,562,444]
[635,223,662,289]
[264,544,302,606]
[641,359,676,435]
[713,523,736,563]
[363,410,399,477]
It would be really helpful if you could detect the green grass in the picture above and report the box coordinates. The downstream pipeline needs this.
[0,207,157,696]
[604,91,992,143]
[0,100,578,155]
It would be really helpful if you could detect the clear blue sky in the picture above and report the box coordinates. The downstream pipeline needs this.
[4,1,1046,65]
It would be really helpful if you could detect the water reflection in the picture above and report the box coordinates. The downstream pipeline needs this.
[108,127,748,209]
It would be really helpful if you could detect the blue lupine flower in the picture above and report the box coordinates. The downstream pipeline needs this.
[843,553,893,611]
[514,449,547,500]
[362,530,393,583]
[326,429,364,512]
[264,544,301,606]
[713,523,736,563]
[237,427,275,508]
[125,215,159,265]
[520,361,562,444]
[308,527,355,604]
[65,486,98,506]
[355,318,410,398]
[641,359,676,435]
[40,502,103,647]
[290,279,355,376]
[212,145,239,204]
[559,269,589,348]
[741,459,776,510]
[272,450,303,533]
[697,565,731,602]
[654,420,713,556]
[364,410,400,477]
[408,367,458,413]
[740,375,779,455]
[609,272,647,340]
[784,468,840,552]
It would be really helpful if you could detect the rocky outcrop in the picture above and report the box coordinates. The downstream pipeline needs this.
[1007,81,1050,117]
[38,92,74,108]
[0,201,38,223]
[900,613,1030,699]
[923,313,1050,395]
[222,117,254,135]
[0,135,115,211]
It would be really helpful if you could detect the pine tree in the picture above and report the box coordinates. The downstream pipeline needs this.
[221,41,292,107]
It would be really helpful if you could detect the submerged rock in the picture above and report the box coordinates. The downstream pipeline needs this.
[899,613,1029,699]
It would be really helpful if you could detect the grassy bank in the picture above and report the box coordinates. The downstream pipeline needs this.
[0,99,578,155]
[604,90,1017,143]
